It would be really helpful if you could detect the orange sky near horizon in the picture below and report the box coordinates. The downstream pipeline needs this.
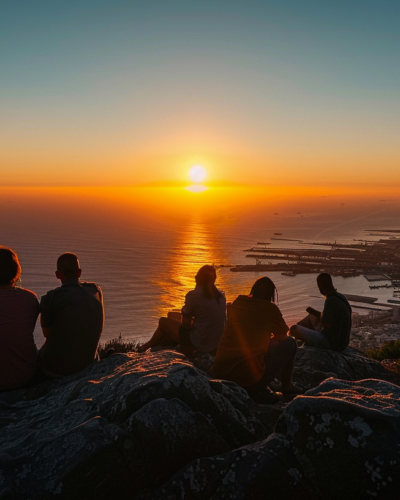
[1,2,399,188]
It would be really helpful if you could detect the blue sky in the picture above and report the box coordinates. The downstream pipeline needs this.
[1,0,399,186]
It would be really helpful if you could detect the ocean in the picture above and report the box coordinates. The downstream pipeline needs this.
[1,185,399,348]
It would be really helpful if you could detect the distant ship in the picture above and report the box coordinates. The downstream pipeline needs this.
[274,232,282,235]
[281,271,296,277]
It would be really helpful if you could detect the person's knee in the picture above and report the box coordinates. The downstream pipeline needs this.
[158,316,169,329]
[286,335,298,355]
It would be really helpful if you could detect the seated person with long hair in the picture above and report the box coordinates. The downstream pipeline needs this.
[0,246,39,391]
[213,277,300,404]
[139,265,226,356]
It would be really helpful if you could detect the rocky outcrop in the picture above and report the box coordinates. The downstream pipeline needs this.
[292,345,390,390]
[0,346,399,499]
[0,351,265,500]
[150,378,400,500]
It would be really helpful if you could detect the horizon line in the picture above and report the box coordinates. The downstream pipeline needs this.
[1,182,400,190]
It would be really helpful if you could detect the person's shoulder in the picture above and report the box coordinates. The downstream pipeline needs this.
[232,294,249,305]
[330,291,348,303]
[268,301,283,315]
[81,281,101,290]
[16,287,39,301]
[41,286,61,298]
[185,287,199,299]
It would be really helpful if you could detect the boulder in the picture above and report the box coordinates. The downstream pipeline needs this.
[149,378,400,500]
[0,351,266,499]
[1,346,399,499]
[292,346,392,390]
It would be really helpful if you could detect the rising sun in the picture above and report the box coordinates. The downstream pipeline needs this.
[189,165,206,183]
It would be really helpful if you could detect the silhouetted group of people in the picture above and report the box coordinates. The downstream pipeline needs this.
[1,245,351,404]
[140,264,352,404]
[0,247,104,391]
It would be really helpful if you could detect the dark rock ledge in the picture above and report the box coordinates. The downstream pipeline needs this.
[0,347,399,500]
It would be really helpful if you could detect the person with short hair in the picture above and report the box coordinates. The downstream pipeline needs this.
[0,246,39,391]
[38,252,104,377]
[290,273,352,351]
[213,277,300,404]
[139,265,226,356]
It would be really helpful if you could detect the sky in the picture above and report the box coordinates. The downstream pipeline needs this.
[1,0,399,187]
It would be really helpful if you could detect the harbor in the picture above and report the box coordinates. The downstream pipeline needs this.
[232,231,400,281]
[231,230,400,324]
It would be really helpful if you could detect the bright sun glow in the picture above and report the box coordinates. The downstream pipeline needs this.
[189,165,206,183]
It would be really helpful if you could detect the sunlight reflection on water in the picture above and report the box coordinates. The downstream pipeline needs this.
[1,185,400,346]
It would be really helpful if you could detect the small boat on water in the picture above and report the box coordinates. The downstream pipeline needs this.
[257,242,271,245]
[281,271,296,277]
[274,232,282,236]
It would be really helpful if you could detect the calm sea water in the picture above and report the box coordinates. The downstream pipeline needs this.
[1,186,399,348]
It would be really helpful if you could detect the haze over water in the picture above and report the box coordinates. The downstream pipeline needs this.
[2,186,400,348]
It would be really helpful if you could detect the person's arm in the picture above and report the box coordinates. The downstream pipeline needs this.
[39,293,53,339]
[181,290,195,328]
[270,304,290,340]
[181,314,192,329]
[40,315,51,339]
[306,306,321,318]
[321,298,333,329]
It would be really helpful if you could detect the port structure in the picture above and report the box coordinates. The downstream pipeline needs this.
[232,233,400,279]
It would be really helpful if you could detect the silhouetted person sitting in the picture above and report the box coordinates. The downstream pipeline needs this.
[290,273,352,352]
[213,277,300,404]
[0,246,39,391]
[139,265,226,357]
[38,252,104,377]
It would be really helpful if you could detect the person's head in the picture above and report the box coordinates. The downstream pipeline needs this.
[250,276,277,302]
[317,273,335,296]
[195,265,221,301]
[195,265,217,288]
[0,246,21,287]
[55,252,81,282]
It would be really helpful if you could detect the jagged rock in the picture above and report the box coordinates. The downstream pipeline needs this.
[292,346,389,390]
[149,378,400,500]
[0,351,266,499]
[1,345,399,499]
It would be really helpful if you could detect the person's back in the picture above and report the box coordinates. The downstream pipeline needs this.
[39,253,104,377]
[182,285,226,353]
[321,291,351,351]
[0,247,39,390]
[213,277,300,404]
[290,273,352,352]
[213,294,288,387]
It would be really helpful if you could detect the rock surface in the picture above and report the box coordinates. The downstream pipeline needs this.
[292,345,392,390]
[150,378,400,500]
[0,351,264,499]
[0,347,399,499]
